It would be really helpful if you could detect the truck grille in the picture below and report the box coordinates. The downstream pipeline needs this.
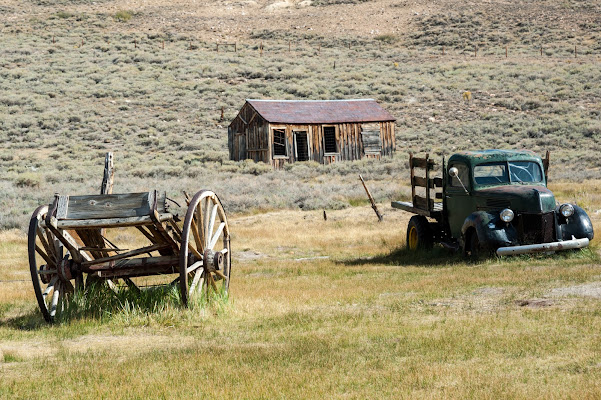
[516,212,556,244]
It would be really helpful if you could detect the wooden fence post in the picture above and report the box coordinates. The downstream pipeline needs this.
[574,45,577,58]
[506,46,508,58]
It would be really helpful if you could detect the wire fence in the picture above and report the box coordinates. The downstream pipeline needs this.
[3,31,601,63]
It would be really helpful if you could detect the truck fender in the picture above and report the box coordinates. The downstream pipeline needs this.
[461,211,516,251]
[558,205,594,241]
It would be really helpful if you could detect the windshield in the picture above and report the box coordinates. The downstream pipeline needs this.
[473,161,543,185]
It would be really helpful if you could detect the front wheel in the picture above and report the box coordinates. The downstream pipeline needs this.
[463,229,481,260]
[406,216,433,251]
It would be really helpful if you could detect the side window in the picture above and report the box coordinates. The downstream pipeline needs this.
[273,129,286,157]
[449,163,470,189]
[323,127,337,154]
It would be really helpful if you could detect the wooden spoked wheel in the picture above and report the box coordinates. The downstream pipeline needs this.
[28,205,83,322]
[179,190,231,306]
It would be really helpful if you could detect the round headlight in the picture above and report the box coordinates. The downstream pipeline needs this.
[560,203,574,217]
[500,208,514,223]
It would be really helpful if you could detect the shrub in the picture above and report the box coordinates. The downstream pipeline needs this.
[114,10,133,22]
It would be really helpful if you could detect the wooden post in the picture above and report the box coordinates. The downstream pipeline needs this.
[333,61,336,69]
[506,46,508,58]
[323,210,327,221]
[474,46,477,57]
[409,153,415,204]
[101,152,114,196]
[540,46,543,56]
[100,152,114,237]
[425,153,431,211]
[52,36,55,44]
[574,45,577,58]
[134,39,137,49]
[359,175,383,222]
[216,43,219,52]
[234,42,237,52]
[260,42,263,56]
[219,107,224,122]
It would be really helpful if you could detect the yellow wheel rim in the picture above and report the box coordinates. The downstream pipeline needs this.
[408,226,418,250]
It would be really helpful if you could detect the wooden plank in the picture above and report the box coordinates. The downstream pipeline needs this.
[55,213,173,229]
[411,157,436,169]
[62,192,166,220]
[412,176,428,188]
[82,243,171,267]
[413,195,434,211]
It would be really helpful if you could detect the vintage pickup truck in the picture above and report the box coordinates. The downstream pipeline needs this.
[392,150,594,257]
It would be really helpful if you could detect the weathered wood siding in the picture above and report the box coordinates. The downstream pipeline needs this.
[228,104,396,168]
[228,103,269,163]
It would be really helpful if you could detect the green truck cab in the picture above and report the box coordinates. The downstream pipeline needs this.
[392,150,594,257]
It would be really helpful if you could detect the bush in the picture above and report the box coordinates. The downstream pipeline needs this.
[114,10,133,22]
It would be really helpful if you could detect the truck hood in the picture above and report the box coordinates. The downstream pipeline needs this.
[475,185,556,214]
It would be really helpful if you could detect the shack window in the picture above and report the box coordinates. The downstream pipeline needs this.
[323,127,337,154]
[273,129,286,157]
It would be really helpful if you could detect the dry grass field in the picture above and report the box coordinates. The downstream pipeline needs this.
[1,196,601,398]
[2,0,601,397]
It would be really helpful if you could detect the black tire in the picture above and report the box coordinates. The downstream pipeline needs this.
[406,216,433,251]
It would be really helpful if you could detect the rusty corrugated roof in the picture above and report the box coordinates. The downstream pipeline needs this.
[246,99,395,124]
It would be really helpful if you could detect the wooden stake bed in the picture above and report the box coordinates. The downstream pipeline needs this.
[27,154,232,323]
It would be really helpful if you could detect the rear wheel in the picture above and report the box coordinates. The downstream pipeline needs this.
[406,216,433,250]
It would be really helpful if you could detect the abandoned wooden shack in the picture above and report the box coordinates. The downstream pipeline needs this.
[228,99,396,168]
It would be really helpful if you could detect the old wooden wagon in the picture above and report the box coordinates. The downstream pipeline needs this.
[228,99,396,168]
[28,154,231,322]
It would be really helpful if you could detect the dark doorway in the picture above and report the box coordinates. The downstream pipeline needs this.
[294,131,309,161]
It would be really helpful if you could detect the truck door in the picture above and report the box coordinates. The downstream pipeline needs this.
[446,162,473,238]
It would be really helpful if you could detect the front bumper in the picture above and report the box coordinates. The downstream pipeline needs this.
[496,236,590,256]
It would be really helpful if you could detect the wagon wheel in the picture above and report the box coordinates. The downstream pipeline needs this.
[179,190,231,306]
[28,205,84,322]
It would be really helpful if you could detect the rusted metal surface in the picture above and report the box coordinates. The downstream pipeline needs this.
[245,99,395,124]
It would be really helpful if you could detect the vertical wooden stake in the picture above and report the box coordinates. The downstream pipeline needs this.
[333,61,336,69]
[574,45,577,58]
[506,46,508,58]
[260,42,263,56]
[323,210,327,221]
[216,43,219,52]
[540,46,543,56]
[52,36,55,44]
[474,46,477,57]
[134,39,137,49]
[234,42,237,52]
[100,152,114,237]
[219,107,224,122]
